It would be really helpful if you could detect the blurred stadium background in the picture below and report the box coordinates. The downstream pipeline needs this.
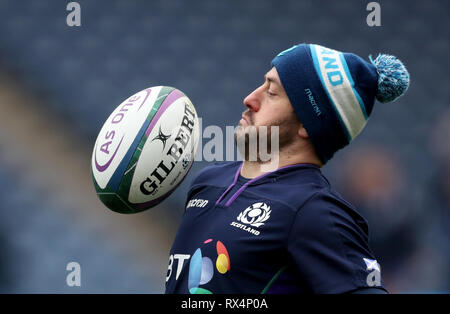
[0,0,448,293]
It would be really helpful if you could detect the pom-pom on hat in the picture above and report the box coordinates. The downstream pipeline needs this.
[272,43,409,164]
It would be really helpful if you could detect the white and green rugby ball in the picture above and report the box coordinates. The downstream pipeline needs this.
[91,86,200,213]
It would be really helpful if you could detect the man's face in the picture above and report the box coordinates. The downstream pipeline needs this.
[235,67,300,155]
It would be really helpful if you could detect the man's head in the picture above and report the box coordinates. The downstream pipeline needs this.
[235,43,409,166]
[269,43,410,164]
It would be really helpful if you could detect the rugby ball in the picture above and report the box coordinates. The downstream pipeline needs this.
[91,86,200,213]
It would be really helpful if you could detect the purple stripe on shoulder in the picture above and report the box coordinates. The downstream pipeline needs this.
[215,163,243,206]
[225,169,271,207]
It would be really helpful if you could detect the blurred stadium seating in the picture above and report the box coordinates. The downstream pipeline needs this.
[0,0,448,293]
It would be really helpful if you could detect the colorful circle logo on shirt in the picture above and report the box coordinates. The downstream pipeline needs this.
[188,239,230,294]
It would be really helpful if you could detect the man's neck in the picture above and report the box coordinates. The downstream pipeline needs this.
[240,150,322,179]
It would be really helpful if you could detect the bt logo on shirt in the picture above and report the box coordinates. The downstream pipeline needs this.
[166,239,231,294]
[188,239,231,294]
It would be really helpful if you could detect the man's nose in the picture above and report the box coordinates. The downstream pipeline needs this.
[243,87,262,112]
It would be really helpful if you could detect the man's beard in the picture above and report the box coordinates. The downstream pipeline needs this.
[234,113,299,162]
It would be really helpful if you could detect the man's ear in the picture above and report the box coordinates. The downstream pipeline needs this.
[298,123,309,139]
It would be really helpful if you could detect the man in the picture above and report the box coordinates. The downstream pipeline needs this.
[165,43,409,294]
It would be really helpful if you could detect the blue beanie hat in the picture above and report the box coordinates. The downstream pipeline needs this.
[271,43,409,164]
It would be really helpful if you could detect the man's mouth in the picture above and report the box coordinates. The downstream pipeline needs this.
[240,115,248,127]
[240,113,252,126]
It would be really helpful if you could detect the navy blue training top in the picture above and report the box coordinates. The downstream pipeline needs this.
[165,161,386,294]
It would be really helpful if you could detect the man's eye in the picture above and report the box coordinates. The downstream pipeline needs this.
[267,90,276,96]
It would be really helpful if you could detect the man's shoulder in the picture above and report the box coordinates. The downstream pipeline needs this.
[274,165,370,236]
[298,187,370,237]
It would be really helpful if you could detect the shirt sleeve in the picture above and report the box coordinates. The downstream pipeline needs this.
[287,190,387,294]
